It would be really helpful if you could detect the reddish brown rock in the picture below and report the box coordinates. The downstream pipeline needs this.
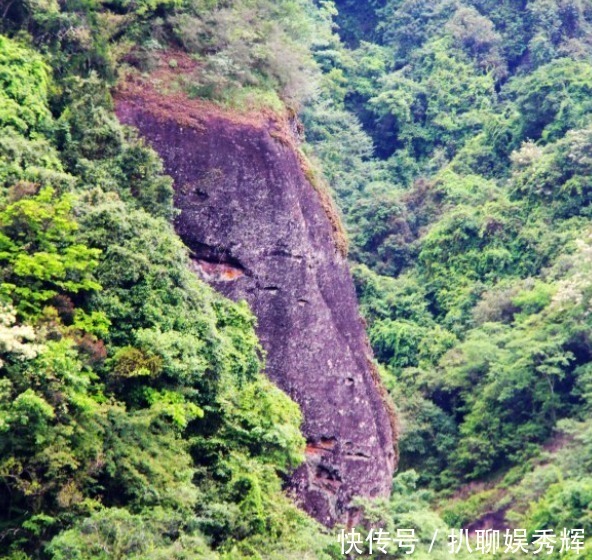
[115,90,396,527]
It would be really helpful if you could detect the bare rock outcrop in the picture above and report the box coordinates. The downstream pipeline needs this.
[115,87,396,526]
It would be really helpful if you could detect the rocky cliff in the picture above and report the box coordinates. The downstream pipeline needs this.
[115,74,396,526]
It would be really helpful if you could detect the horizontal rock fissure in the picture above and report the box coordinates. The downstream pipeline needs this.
[187,241,246,268]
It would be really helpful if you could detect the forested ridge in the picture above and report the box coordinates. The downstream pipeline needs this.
[1,0,592,558]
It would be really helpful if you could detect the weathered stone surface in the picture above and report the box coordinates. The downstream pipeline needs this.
[115,95,396,526]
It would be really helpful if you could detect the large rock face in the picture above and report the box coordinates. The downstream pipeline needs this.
[116,90,396,526]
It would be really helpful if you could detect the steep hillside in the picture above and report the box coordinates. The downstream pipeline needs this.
[0,3,345,558]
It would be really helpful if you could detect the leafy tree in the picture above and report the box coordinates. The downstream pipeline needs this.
[504,59,592,142]
[0,187,101,318]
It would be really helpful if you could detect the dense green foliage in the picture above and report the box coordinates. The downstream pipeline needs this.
[0,11,336,558]
[304,0,592,552]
